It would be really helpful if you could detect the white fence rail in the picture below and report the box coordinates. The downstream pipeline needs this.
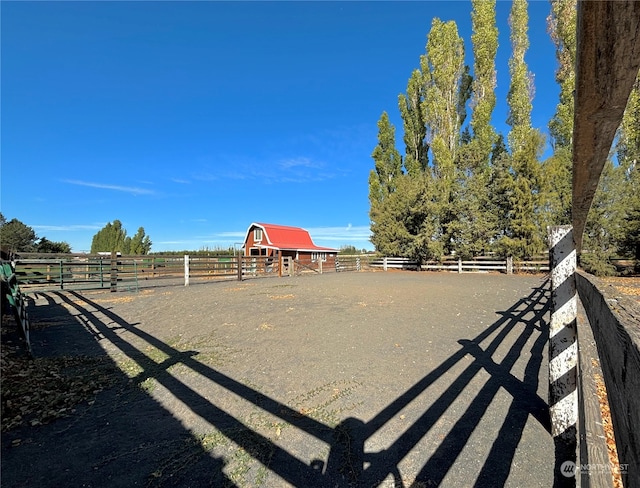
[369,256,549,274]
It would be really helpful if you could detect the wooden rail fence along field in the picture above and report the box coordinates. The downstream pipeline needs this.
[11,253,549,293]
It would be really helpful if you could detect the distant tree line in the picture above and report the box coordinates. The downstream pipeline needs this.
[368,0,640,275]
[152,247,236,257]
[338,245,371,254]
[0,213,71,256]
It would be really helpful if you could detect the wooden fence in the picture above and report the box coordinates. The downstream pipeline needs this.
[576,271,638,487]
[11,253,550,293]
[368,255,549,273]
[12,254,293,292]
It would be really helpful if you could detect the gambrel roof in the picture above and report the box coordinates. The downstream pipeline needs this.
[243,223,336,252]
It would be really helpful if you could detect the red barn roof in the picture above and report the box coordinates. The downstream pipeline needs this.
[243,223,336,252]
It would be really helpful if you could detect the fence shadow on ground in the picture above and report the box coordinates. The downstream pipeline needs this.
[2,282,551,487]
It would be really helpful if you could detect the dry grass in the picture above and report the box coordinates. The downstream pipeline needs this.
[592,358,624,488]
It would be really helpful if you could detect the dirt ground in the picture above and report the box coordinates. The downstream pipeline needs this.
[2,271,555,487]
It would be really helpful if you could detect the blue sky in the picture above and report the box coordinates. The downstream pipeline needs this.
[1,1,558,253]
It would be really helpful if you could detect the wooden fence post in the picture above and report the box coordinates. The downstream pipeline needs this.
[507,256,513,275]
[383,257,388,271]
[237,254,243,281]
[110,251,118,293]
[184,255,189,286]
[458,257,462,274]
[548,225,578,486]
[319,258,323,274]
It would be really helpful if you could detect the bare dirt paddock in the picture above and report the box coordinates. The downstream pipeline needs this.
[2,271,554,487]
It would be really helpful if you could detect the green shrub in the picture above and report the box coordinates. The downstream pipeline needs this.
[579,252,617,277]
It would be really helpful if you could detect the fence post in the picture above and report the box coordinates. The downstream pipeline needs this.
[458,257,462,274]
[237,254,243,281]
[110,251,118,292]
[548,225,578,486]
[59,260,64,290]
[184,255,190,286]
[356,256,361,272]
[383,257,388,271]
[319,258,323,274]
[507,256,513,275]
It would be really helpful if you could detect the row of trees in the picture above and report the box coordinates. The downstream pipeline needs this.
[0,213,71,255]
[0,215,152,256]
[368,0,639,274]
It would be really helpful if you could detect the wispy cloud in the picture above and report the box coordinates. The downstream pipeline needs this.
[277,157,322,170]
[32,224,103,232]
[63,179,155,195]
[216,231,246,239]
[190,154,336,184]
[306,225,372,243]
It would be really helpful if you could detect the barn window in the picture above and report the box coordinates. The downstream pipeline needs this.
[254,228,263,242]
[312,252,327,262]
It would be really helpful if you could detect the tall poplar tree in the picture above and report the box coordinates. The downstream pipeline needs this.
[421,18,470,253]
[469,0,499,164]
[91,220,128,254]
[542,0,577,227]
[399,69,429,178]
[500,0,545,258]
[396,68,444,260]
[449,0,499,257]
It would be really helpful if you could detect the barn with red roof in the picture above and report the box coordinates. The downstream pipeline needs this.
[242,222,337,268]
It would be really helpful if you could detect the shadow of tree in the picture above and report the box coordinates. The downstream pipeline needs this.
[1,281,551,487]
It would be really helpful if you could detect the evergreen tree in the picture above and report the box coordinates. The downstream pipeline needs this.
[369,112,403,253]
[489,135,516,241]
[581,160,626,275]
[620,168,640,260]
[370,174,420,257]
[36,238,72,253]
[371,173,442,260]
[0,216,38,254]
[618,75,640,260]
